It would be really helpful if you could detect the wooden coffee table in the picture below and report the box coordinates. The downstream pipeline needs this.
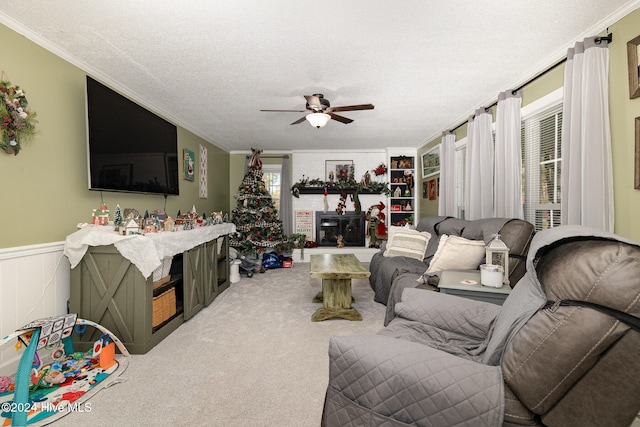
[309,254,370,322]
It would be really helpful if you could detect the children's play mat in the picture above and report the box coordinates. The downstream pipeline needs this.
[0,314,129,426]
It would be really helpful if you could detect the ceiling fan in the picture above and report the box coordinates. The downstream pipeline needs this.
[260,94,374,128]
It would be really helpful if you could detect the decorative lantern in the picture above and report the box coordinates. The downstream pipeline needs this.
[485,234,510,285]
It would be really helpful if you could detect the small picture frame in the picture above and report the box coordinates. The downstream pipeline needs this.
[422,144,440,178]
[427,178,437,200]
[183,148,195,181]
[325,160,353,182]
[627,35,640,99]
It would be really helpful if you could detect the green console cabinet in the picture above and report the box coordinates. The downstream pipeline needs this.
[69,234,230,354]
[183,243,205,320]
[204,235,230,306]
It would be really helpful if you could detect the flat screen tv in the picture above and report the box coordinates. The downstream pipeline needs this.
[86,76,179,195]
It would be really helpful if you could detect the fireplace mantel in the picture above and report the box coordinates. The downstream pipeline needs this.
[294,187,385,195]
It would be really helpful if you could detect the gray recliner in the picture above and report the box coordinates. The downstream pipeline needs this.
[323,225,640,426]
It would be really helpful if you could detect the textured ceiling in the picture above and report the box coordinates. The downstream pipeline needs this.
[0,1,636,152]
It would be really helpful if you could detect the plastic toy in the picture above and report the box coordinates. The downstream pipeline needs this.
[0,315,129,426]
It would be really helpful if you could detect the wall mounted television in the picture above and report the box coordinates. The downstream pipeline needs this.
[86,76,179,195]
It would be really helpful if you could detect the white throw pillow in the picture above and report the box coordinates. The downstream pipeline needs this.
[383,226,431,261]
[425,234,486,273]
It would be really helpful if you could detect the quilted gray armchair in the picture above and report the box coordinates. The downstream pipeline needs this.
[322,225,640,426]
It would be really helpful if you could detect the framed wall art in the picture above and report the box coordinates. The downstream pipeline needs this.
[427,178,437,200]
[421,144,440,178]
[199,145,208,198]
[325,160,353,182]
[183,148,195,181]
[627,35,640,99]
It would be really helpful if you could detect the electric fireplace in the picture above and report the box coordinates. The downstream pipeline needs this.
[316,211,365,247]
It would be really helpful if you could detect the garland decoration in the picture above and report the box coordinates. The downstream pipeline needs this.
[290,177,390,198]
[1,73,37,155]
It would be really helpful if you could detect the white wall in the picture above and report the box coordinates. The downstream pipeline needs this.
[291,150,387,245]
[291,150,386,184]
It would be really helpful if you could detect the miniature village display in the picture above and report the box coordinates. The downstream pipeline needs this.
[89,200,229,236]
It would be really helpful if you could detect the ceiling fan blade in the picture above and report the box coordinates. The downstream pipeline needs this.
[328,104,374,113]
[304,94,323,108]
[328,113,353,124]
[290,116,307,125]
[261,109,307,112]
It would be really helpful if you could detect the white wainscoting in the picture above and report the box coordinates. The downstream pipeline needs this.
[0,242,70,371]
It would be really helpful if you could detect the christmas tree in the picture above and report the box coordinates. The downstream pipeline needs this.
[113,204,123,229]
[230,148,284,256]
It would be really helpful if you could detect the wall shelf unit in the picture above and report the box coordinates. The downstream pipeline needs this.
[388,150,417,226]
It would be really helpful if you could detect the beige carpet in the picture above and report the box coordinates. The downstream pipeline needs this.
[55,262,386,427]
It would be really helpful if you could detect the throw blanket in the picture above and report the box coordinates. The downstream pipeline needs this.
[64,223,236,278]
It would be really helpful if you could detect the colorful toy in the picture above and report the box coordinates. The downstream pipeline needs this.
[0,376,10,393]
[0,315,129,426]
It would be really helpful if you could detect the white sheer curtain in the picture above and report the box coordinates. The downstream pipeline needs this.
[561,37,614,232]
[438,131,457,216]
[465,109,494,220]
[279,155,293,235]
[494,90,523,219]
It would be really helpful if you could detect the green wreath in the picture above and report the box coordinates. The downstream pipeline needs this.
[1,77,37,155]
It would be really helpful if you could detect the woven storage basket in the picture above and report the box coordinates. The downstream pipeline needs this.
[163,288,176,321]
[152,287,176,327]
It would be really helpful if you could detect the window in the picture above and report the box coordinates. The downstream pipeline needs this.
[521,101,563,231]
[450,89,563,226]
[262,164,282,215]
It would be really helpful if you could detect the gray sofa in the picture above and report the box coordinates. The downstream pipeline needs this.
[323,225,640,426]
[369,216,535,311]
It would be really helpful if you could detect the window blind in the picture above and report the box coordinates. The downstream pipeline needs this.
[455,144,466,219]
[521,105,563,231]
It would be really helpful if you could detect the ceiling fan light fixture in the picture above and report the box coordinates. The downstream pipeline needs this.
[306,113,331,128]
